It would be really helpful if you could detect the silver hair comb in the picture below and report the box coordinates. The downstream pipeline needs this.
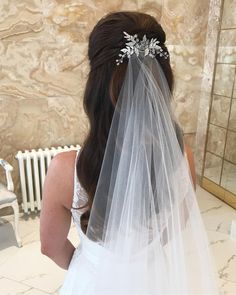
[116,31,169,66]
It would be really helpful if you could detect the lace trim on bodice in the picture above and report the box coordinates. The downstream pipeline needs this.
[71,150,89,226]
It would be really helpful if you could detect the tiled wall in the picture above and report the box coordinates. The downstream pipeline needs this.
[203,0,236,195]
[0,0,214,200]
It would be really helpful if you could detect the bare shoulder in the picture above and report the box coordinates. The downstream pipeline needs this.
[184,143,193,159]
[43,150,78,210]
[51,150,77,171]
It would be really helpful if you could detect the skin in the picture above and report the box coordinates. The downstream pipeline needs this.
[40,150,77,269]
[40,144,196,269]
[184,143,196,190]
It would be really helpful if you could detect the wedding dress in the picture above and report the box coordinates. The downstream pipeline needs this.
[60,149,218,295]
[60,150,104,294]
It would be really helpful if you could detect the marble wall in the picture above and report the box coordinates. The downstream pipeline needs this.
[0,0,214,203]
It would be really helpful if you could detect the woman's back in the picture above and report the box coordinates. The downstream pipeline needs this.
[49,147,194,294]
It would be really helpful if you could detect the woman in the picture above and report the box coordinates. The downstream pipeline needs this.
[40,11,218,294]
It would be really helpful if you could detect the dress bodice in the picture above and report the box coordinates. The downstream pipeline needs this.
[70,150,88,233]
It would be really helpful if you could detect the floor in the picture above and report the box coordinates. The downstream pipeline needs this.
[0,186,236,295]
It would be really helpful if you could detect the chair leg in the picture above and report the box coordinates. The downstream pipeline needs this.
[11,200,22,247]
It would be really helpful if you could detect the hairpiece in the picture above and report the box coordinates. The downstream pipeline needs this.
[116,31,169,65]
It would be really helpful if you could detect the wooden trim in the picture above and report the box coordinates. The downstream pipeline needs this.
[201,177,236,209]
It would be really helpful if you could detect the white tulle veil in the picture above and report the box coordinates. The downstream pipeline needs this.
[84,49,219,294]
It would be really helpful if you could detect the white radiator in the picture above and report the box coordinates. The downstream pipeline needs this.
[15,145,80,213]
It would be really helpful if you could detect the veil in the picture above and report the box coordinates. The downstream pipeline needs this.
[84,53,219,294]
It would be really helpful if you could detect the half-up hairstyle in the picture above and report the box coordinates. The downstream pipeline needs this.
[76,11,183,232]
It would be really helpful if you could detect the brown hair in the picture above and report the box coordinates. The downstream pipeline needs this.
[76,11,183,232]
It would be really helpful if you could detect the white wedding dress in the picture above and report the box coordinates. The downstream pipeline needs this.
[60,150,107,294]
[59,149,217,295]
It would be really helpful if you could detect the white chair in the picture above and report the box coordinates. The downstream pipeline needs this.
[0,159,22,247]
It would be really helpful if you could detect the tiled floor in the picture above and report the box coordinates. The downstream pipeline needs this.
[0,186,236,295]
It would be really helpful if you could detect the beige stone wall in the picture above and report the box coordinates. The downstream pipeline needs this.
[1,0,212,201]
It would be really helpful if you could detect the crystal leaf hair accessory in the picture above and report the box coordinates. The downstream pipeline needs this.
[116,31,169,65]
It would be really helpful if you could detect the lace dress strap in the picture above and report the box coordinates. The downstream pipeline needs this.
[71,149,88,215]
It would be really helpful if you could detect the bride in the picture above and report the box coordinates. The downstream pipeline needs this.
[40,11,219,294]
